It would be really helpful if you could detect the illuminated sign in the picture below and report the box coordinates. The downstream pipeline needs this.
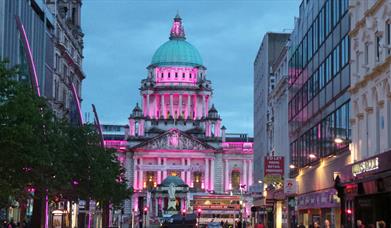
[352,157,379,176]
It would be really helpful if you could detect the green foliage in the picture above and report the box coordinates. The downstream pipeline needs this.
[0,60,130,209]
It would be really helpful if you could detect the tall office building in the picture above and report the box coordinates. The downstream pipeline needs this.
[288,0,349,226]
[0,0,84,123]
[253,33,290,184]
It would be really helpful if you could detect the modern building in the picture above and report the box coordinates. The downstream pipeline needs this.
[266,45,290,228]
[342,0,391,226]
[102,14,254,227]
[288,0,350,227]
[0,0,84,123]
[253,32,290,185]
[0,0,55,98]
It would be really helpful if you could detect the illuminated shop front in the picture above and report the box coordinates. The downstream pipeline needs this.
[342,150,391,227]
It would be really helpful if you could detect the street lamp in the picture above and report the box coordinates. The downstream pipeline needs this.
[143,207,148,228]
[334,137,351,144]
[289,164,296,169]
[197,208,202,227]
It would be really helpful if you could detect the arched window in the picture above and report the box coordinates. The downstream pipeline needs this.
[168,73,171,78]
[182,73,185,78]
[135,121,139,136]
[231,170,240,191]
[193,172,202,190]
[146,171,156,189]
[211,123,215,137]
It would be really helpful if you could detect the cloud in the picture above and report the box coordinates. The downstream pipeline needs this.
[81,0,299,136]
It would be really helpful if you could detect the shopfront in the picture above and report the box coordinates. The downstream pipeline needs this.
[342,150,391,227]
[296,189,341,228]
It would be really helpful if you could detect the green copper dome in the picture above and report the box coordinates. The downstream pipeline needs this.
[151,40,203,67]
[150,14,203,67]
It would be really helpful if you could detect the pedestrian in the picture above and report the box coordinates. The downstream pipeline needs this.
[378,221,386,228]
[357,220,365,228]
[314,222,320,228]
[324,219,330,228]
[298,223,305,228]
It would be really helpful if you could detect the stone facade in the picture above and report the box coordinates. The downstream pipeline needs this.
[102,14,253,226]
[349,0,391,162]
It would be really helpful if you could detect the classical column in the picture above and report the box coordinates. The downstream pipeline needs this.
[243,160,248,188]
[157,157,162,184]
[146,93,150,117]
[161,94,165,118]
[202,95,206,117]
[139,158,144,190]
[205,158,209,190]
[193,94,197,119]
[224,160,229,191]
[210,159,215,191]
[133,158,138,190]
[187,95,191,119]
[181,158,185,181]
[163,158,167,179]
[178,94,182,116]
[248,160,253,186]
[170,94,174,118]
[186,158,191,186]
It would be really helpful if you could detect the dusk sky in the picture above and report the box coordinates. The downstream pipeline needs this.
[81,0,300,136]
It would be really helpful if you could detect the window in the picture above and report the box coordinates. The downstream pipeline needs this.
[308,26,313,58]
[193,172,202,190]
[332,0,340,27]
[341,0,349,14]
[341,36,349,66]
[303,36,308,65]
[325,0,331,35]
[319,63,325,88]
[365,42,369,65]
[175,72,178,78]
[386,21,391,56]
[314,17,319,52]
[161,73,163,78]
[325,55,332,83]
[231,170,240,191]
[182,72,185,78]
[189,73,192,79]
[319,8,325,44]
[168,72,171,78]
[333,45,340,75]
[376,34,381,62]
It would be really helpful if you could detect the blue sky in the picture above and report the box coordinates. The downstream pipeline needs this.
[81,0,299,136]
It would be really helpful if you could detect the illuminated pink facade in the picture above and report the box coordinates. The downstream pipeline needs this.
[103,14,253,225]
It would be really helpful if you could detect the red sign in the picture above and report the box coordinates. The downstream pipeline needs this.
[264,156,284,176]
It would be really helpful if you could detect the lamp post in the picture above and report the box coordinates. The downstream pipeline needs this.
[143,207,148,228]
[182,209,186,225]
[197,208,202,227]
[239,184,246,228]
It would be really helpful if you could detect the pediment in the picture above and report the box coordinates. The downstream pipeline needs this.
[133,129,215,151]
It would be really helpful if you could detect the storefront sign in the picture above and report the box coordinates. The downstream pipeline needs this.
[284,179,298,195]
[352,157,379,177]
[297,189,339,210]
[264,156,284,176]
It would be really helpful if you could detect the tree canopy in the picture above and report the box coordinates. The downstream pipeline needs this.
[0,60,130,209]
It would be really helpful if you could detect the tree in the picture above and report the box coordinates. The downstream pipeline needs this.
[0,60,130,226]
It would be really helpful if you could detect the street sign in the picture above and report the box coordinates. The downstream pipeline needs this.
[264,156,284,176]
[284,179,298,195]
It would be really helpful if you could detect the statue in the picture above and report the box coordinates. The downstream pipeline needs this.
[167,183,177,210]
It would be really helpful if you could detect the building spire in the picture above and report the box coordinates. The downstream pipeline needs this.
[170,12,185,40]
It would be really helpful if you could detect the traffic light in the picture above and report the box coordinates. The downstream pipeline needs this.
[182,209,186,217]
[197,208,202,218]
